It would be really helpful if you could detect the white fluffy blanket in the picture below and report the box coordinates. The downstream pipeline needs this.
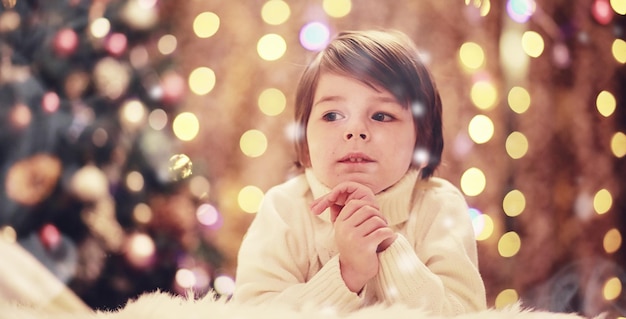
[0,290,596,319]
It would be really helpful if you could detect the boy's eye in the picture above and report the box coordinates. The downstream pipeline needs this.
[322,112,343,121]
[372,112,394,122]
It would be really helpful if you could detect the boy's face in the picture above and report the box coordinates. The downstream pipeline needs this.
[306,72,417,194]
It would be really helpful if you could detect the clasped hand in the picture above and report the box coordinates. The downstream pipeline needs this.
[310,181,397,293]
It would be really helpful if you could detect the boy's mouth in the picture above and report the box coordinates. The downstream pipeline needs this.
[338,153,374,163]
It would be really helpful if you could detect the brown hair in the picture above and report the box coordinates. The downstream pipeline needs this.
[294,29,443,180]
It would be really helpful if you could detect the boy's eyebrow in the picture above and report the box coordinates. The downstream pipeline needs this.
[313,95,344,106]
[313,95,398,106]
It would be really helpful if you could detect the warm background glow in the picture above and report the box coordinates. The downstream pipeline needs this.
[0,0,624,317]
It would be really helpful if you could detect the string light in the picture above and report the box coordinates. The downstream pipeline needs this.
[238,185,264,213]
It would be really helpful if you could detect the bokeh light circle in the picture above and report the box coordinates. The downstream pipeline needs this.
[257,33,287,61]
[189,67,216,95]
[193,12,220,38]
[593,188,613,215]
[507,86,531,114]
[323,0,352,18]
[503,189,526,217]
[611,132,626,158]
[498,231,521,257]
[603,228,622,254]
[596,90,616,117]
[460,167,486,197]
[612,39,626,63]
[522,31,544,58]
[172,112,200,141]
[470,81,498,110]
[505,131,529,159]
[262,0,290,25]
[495,289,519,309]
[258,88,287,116]
[238,185,264,213]
[240,129,268,157]
[459,42,485,70]
[299,22,330,51]
[468,114,494,144]
[506,0,535,23]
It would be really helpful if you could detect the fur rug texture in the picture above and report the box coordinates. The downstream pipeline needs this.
[0,291,599,319]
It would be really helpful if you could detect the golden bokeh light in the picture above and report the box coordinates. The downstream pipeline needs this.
[258,88,287,116]
[193,11,220,38]
[603,228,622,254]
[596,90,616,117]
[148,109,168,130]
[238,185,264,213]
[495,289,519,309]
[157,34,177,55]
[460,167,486,197]
[323,0,352,18]
[475,214,494,241]
[468,114,494,144]
[505,131,529,159]
[257,33,287,61]
[172,112,200,141]
[603,277,622,301]
[508,86,531,114]
[120,99,147,130]
[470,80,498,110]
[126,171,145,192]
[613,39,626,63]
[459,42,485,70]
[240,129,268,158]
[503,189,526,217]
[189,175,211,199]
[188,67,216,95]
[498,231,521,258]
[522,31,544,58]
[593,189,613,215]
[612,0,626,14]
[466,0,491,16]
[133,203,153,224]
[261,0,290,25]
[611,132,626,158]
[90,17,111,38]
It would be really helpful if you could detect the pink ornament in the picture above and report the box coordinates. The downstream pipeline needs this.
[105,33,128,57]
[42,92,60,113]
[160,71,186,105]
[592,0,613,25]
[53,28,79,57]
[39,224,62,251]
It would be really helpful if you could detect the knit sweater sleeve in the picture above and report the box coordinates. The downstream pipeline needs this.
[373,185,486,315]
[232,178,363,312]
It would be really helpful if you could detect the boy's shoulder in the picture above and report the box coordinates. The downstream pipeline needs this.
[416,176,465,199]
[265,173,310,199]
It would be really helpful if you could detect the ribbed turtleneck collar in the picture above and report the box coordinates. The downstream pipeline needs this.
[305,168,419,226]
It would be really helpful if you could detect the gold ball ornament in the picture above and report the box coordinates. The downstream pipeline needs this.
[168,154,193,181]
[5,154,62,206]
[70,165,109,202]
[120,0,158,31]
[93,57,130,100]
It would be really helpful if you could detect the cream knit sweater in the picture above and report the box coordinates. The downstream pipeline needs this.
[233,168,486,315]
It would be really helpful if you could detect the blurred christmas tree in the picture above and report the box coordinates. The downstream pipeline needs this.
[0,0,225,310]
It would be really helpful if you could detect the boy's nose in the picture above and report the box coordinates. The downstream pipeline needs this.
[345,132,368,140]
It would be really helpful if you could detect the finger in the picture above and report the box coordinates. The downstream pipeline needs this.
[310,196,330,215]
[337,200,384,224]
[366,227,396,250]
[326,182,375,206]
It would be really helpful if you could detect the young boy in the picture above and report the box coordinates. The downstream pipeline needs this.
[233,29,486,315]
